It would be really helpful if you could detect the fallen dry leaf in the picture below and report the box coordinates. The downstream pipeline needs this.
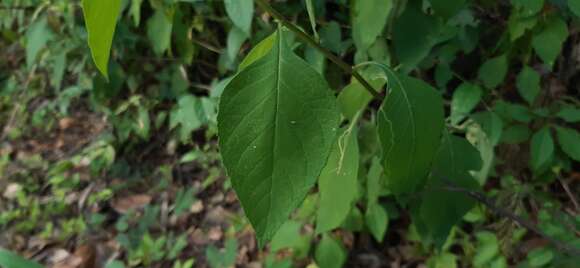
[111,194,152,214]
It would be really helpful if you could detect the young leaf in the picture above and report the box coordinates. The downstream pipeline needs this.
[555,127,580,161]
[516,66,541,105]
[532,16,568,69]
[315,234,347,268]
[529,127,554,171]
[365,203,389,242]
[0,249,44,268]
[81,0,122,79]
[352,0,392,51]
[218,28,340,245]
[316,128,360,234]
[478,54,508,89]
[412,133,482,248]
[224,0,254,35]
[378,72,445,195]
[450,83,482,125]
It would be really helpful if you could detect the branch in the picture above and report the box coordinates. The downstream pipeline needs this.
[0,5,35,10]
[254,0,383,100]
[442,182,580,256]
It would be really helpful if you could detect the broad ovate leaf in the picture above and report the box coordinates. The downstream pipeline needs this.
[218,28,340,245]
[516,66,541,105]
[529,127,554,171]
[315,234,347,268]
[450,82,482,125]
[316,128,360,234]
[352,0,392,51]
[224,0,254,35]
[532,16,568,69]
[555,127,580,162]
[478,54,508,89]
[378,72,445,196]
[82,0,122,79]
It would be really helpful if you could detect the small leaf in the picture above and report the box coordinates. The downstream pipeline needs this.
[225,0,253,35]
[316,128,360,234]
[511,0,544,17]
[305,0,319,40]
[26,17,53,69]
[532,16,568,69]
[450,82,482,125]
[430,0,466,19]
[226,26,249,61]
[218,28,340,245]
[501,124,531,144]
[0,249,44,268]
[315,234,347,268]
[82,0,122,79]
[478,54,508,89]
[352,0,392,51]
[529,127,554,171]
[516,66,541,105]
[147,10,173,56]
[556,105,580,122]
[365,203,388,242]
[366,157,384,208]
[568,0,580,18]
[337,76,385,120]
[555,127,580,161]
[239,32,276,70]
[378,71,445,195]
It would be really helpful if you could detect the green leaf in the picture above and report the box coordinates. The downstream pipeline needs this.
[430,0,466,19]
[82,0,122,79]
[366,157,384,208]
[555,127,580,161]
[305,0,319,40]
[570,0,580,17]
[413,133,481,247]
[26,17,53,69]
[170,95,205,143]
[511,0,544,17]
[527,248,554,267]
[352,0,392,51]
[315,234,347,268]
[532,16,568,69]
[147,10,173,56]
[224,0,253,35]
[378,72,445,195]
[529,127,554,171]
[0,249,44,268]
[337,76,385,120]
[316,127,360,234]
[450,82,482,125]
[226,26,249,61]
[217,28,340,245]
[239,32,276,70]
[365,203,388,242]
[474,232,501,267]
[516,66,541,105]
[478,54,508,89]
[472,111,504,146]
[270,221,311,258]
[556,105,580,122]
[501,124,531,144]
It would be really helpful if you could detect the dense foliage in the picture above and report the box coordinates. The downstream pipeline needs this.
[1,0,580,267]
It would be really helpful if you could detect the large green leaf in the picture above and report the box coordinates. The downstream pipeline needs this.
[378,72,445,195]
[532,16,568,69]
[412,133,482,247]
[352,0,392,51]
[0,249,44,268]
[555,127,580,161]
[316,127,360,234]
[529,127,554,171]
[82,0,122,79]
[224,0,254,35]
[218,28,340,245]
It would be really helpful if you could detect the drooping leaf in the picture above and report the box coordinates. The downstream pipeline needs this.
[147,10,173,56]
[478,54,508,89]
[412,133,482,248]
[555,127,580,161]
[226,26,249,61]
[218,28,340,245]
[430,0,466,19]
[315,234,347,268]
[365,203,388,242]
[529,127,554,171]
[0,249,44,268]
[366,157,384,208]
[305,0,319,40]
[352,0,392,51]
[516,66,541,105]
[378,72,445,195]
[224,0,253,35]
[532,16,568,69]
[450,82,482,125]
[81,0,122,79]
[26,17,53,69]
[316,127,360,234]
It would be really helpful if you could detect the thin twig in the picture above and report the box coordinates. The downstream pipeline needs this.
[559,177,580,212]
[441,182,580,256]
[0,5,35,10]
[254,0,382,100]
